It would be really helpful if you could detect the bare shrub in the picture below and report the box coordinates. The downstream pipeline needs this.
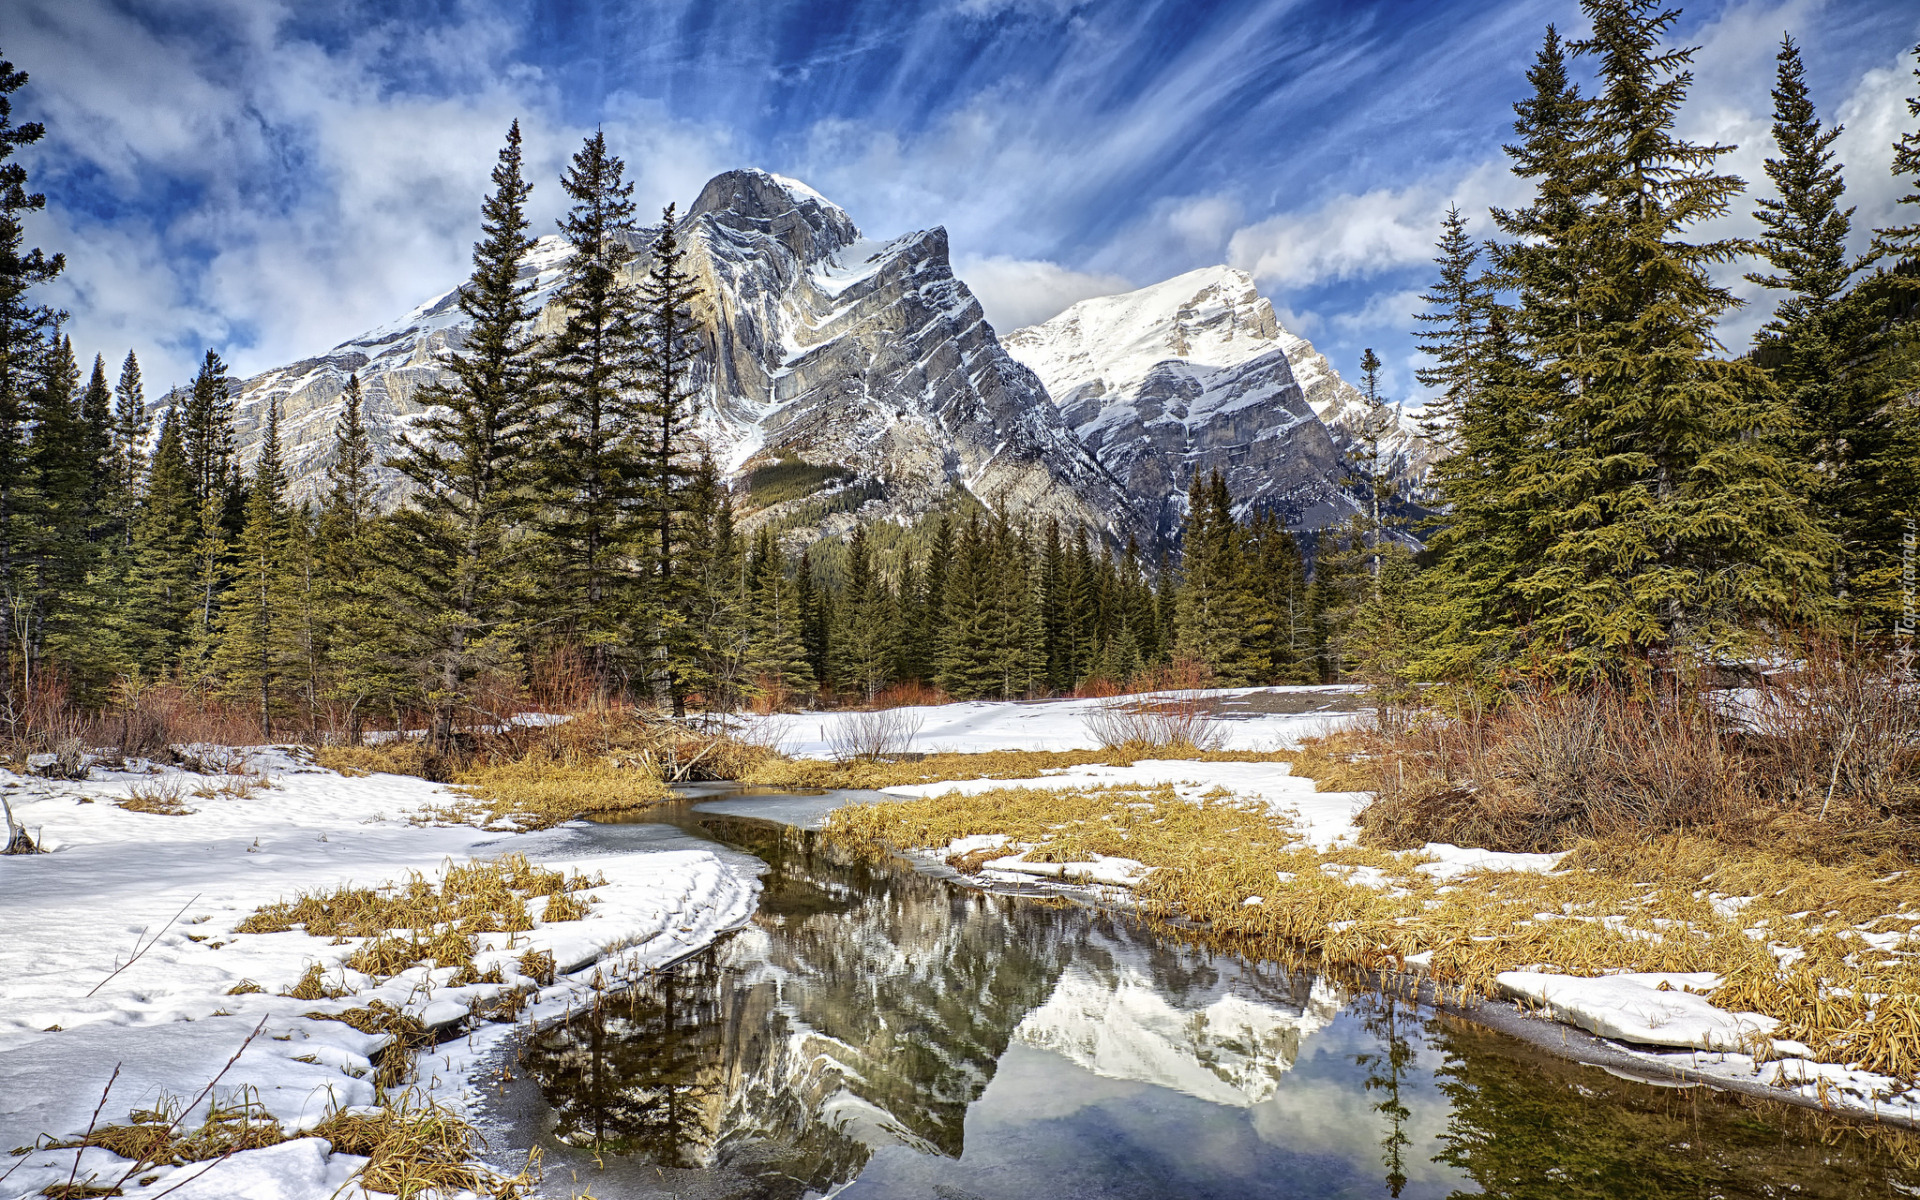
[1345,644,1919,855]
[118,778,194,817]
[1083,690,1226,752]
[1747,640,1920,816]
[827,706,925,762]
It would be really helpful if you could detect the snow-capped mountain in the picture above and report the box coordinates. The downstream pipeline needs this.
[225,168,1424,550]
[1004,266,1366,541]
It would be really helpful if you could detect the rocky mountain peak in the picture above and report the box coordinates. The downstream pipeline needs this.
[688,168,859,264]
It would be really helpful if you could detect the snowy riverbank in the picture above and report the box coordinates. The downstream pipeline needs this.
[0,748,759,1199]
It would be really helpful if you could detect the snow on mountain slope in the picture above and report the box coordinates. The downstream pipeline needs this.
[1005,266,1363,540]
[227,168,1138,544]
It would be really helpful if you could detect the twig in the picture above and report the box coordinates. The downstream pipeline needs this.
[61,1062,122,1196]
[86,892,202,998]
[110,1016,269,1196]
[1820,722,1859,821]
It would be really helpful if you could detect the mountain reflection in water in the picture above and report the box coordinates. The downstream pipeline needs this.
[507,810,1920,1199]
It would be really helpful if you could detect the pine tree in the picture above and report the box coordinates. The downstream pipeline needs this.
[1513,0,1830,662]
[1414,206,1487,443]
[1173,472,1273,685]
[181,350,235,509]
[747,528,814,704]
[1355,348,1394,594]
[128,412,197,671]
[383,122,545,753]
[23,336,94,684]
[1872,42,1920,272]
[316,375,395,740]
[0,50,64,699]
[109,351,148,548]
[79,353,112,524]
[214,396,293,737]
[636,203,705,711]
[539,131,647,688]
[1742,35,1881,608]
[834,523,895,701]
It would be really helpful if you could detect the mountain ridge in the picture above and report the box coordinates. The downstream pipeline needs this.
[220,167,1424,552]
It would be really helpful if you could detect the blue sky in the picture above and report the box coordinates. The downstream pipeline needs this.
[10,0,1919,403]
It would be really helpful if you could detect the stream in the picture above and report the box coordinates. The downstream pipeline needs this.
[473,786,1920,1199]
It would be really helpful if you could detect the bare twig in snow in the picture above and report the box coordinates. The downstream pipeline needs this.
[86,892,202,998]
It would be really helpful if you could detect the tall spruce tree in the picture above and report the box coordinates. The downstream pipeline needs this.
[1872,43,1920,272]
[1513,0,1829,662]
[317,375,397,740]
[214,397,293,736]
[834,523,895,701]
[23,336,92,684]
[540,131,647,688]
[1413,206,1487,444]
[128,412,197,671]
[1745,35,1880,604]
[109,351,147,547]
[0,50,64,700]
[636,203,704,711]
[384,121,544,753]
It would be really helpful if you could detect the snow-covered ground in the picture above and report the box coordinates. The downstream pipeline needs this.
[0,749,759,1199]
[757,685,1366,759]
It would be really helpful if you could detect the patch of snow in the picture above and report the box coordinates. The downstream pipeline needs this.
[1497,971,1779,1052]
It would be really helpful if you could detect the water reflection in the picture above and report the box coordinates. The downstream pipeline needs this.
[510,806,1920,1199]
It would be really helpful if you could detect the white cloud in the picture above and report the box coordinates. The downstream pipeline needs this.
[13,0,735,390]
[1225,160,1521,291]
[952,254,1133,332]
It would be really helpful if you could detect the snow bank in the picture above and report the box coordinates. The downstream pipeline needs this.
[755,685,1366,759]
[1497,971,1778,1051]
[0,750,759,1200]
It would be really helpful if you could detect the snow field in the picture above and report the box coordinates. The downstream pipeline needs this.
[0,748,760,1199]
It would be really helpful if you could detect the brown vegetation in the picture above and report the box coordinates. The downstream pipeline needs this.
[741,744,1293,790]
[1328,646,1919,859]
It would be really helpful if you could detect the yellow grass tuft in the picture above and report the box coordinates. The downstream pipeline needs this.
[442,752,671,831]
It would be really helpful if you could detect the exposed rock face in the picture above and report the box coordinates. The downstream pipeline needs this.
[224,169,1420,551]
[230,168,1137,543]
[1004,266,1363,540]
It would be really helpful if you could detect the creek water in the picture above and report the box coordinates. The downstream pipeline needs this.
[476,787,1920,1199]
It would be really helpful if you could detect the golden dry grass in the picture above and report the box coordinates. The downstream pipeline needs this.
[441,753,671,830]
[742,745,1294,790]
[825,781,1920,1081]
[114,779,192,817]
[238,854,604,981]
[309,1097,489,1199]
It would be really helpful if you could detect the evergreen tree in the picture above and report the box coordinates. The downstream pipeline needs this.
[1355,348,1393,594]
[383,122,544,753]
[636,203,705,711]
[747,528,814,704]
[23,336,93,683]
[316,375,394,741]
[1173,472,1273,685]
[109,351,148,548]
[1413,205,1487,443]
[79,353,112,523]
[834,523,895,701]
[1872,42,1920,271]
[0,50,64,699]
[540,131,647,688]
[127,412,197,670]
[1745,34,1879,604]
[214,397,294,736]
[795,548,830,690]
[1513,0,1830,662]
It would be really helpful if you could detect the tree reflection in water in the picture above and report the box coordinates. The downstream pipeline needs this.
[1430,1018,1920,1200]
[515,808,1920,1200]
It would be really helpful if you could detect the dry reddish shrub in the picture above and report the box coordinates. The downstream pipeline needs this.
[1336,641,1919,857]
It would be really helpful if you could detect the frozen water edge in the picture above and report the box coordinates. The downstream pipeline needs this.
[0,748,761,1200]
